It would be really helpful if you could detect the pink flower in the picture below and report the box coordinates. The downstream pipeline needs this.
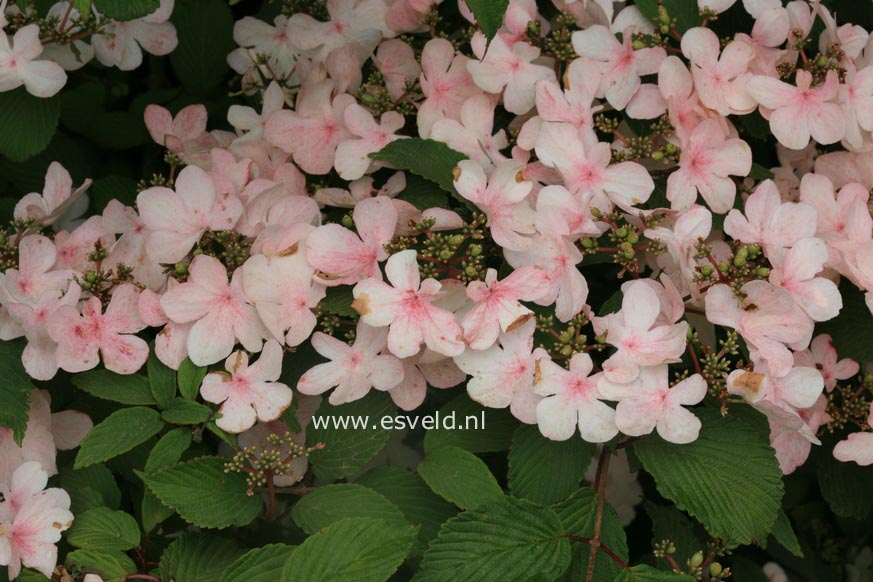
[534,353,618,443]
[769,394,830,475]
[101,200,166,291]
[374,39,421,101]
[657,56,709,144]
[14,162,91,230]
[160,255,266,366]
[453,318,544,424]
[452,159,535,251]
[525,58,603,147]
[461,266,548,350]
[833,403,873,466]
[352,250,465,358]
[144,104,208,152]
[48,284,149,374]
[681,27,755,116]
[467,35,554,115]
[839,67,873,149]
[389,350,465,410]
[794,334,860,391]
[137,165,243,264]
[0,462,73,579]
[306,196,397,286]
[593,280,689,384]
[243,232,325,347]
[769,238,842,322]
[286,0,383,62]
[799,173,872,266]
[723,180,817,254]
[138,285,192,370]
[264,79,355,175]
[746,70,845,150]
[334,105,405,180]
[92,0,177,70]
[571,25,665,110]
[599,365,706,444]
[200,340,293,434]
[705,281,813,377]
[535,122,653,212]
[0,235,74,305]
[504,232,588,322]
[666,120,752,213]
[534,185,605,239]
[644,205,712,297]
[232,15,299,74]
[297,321,403,405]
[431,95,508,168]
[417,38,481,138]
[727,362,824,411]
[0,24,67,98]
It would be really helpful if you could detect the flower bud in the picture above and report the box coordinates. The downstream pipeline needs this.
[174,262,188,276]
[755,267,770,278]
[591,207,603,218]
[615,226,628,238]
[341,215,355,228]
[746,243,761,256]
[700,264,713,276]
[709,562,723,576]
[469,244,483,257]
[581,237,596,248]
[632,39,646,50]
[84,272,97,283]
[465,265,478,277]
[816,55,828,68]
[448,234,465,246]
[665,143,678,155]
[690,551,704,568]
[652,150,664,161]
[439,249,454,260]
[626,231,639,244]
[658,6,670,24]
[718,261,730,273]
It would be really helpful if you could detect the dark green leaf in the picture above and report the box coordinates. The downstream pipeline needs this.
[321,286,356,317]
[614,564,696,582]
[291,483,409,534]
[140,456,262,528]
[149,350,177,407]
[281,518,418,582]
[508,425,595,505]
[306,391,395,480]
[65,549,137,582]
[635,0,700,33]
[161,398,212,425]
[72,370,157,406]
[816,441,873,520]
[817,280,873,363]
[0,340,31,444]
[93,0,159,20]
[0,89,60,162]
[645,502,701,568]
[177,358,207,400]
[750,163,775,180]
[170,0,235,94]
[76,407,165,469]
[418,445,504,509]
[416,497,572,582]
[770,509,803,558]
[66,507,141,551]
[634,408,784,546]
[221,544,296,582]
[159,534,244,582]
[145,427,192,473]
[60,463,122,513]
[466,0,509,39]
[423,393,518,453]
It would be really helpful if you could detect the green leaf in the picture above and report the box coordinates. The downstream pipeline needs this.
[508,425,595,505]
[818,279,873,363]
[60,463,122,513]
[598,290,624,316]
[634,0,700,33]
[160,534,244,582]
[634,408,784,546]
[161,398,212,425]
[750,163,775,180]
[149,350,177,407]
[65,549,137,582]
[89,174,138,213]
[170,0,235,94]
[770,509,803,558]
[395,173,451,211]
[140,456,262,529]
[0,340,31,444]
[306,391,396,480]
[321,286,356,317]
[145,427,192,473]
[66,507,141,551]
[357,465,457,555]
[72,370,157,406]
[72,0,92,13]
[423,393,518,453]
[76,407,165,469]
[291,483,409,534]
[0,88,60,162]
[816,441,873,520]
[418,445,504,510]
[221,544,296,582]
[466,0,509,39]
[141,490,175,533]
[86,111,149,149]
[553,487,628,582]
[178,358,207,400]
[371,139,473,210]
[615,564,696,582]
[93,0,159,20]
[281,518,418,582]
[416,497,572,582]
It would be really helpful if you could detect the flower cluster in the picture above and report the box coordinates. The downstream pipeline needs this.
[2,0,873,577]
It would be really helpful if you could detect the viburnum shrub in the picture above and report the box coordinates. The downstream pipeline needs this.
[3,0,873,580]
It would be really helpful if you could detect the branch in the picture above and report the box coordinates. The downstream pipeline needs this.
[568,535,628,569]
[586,447,613,582]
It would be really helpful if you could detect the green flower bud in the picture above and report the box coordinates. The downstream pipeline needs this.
[700,264,714,276]
[174,262,188,276]
[448,234,465,246]
[690,551,704,568]
[660,23,670,34]
[735,246,749,261]
[709,562,723,576]
[816,55,828,68]
[581,237,596,248]
[756,267,770,278]
[658,5,670,24]
[469,244,483,257]
[652,150,665,161]
[439,249,454,260]
[84,272,97,283]
[341,214,355,228]
[591,207,603,219]
[718,261,730,273]
[465,265,478,277]
[626,231,639,244]
[81,281,92,291]
[560,344,574,356]
[665,143,678,155]
[632,39,646,50]
[747,243,761,256]
[615,226,628,238]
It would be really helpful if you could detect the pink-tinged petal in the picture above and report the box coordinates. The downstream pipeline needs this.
[388,364,426,411]
[602,161,653,209]
[355,196,398,252]
[250,339,284,382]
[200,372,231,405]
[155,322,190,370]
[536,394,577,441]
[571,25,619,60]
[657,407,702,444]
[186,310,236,366]
[306,224,372,284]
[746,75,796,109]
[833,432,873,465]
[297,361,346,396]
[353,279,401,327]
[250,380,293,422]
[681,26,720,65]
[172,104,208,142]
[614,395,659,437]
[384,249,421,291]
[368,354,405,391]
[50,410,93,450]
[19,60,67,98]
[807,102,845,146]
[144,104,172,144]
